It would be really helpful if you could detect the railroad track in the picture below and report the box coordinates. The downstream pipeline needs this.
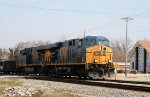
[22,75,150,93]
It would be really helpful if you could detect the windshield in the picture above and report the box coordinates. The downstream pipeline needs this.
[97,38,109,46]
[83,36,109,47]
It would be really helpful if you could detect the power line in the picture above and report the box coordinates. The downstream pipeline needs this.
[85,19,121,32]
[62,19,121,37]
[1,2,150,39]
[1,1,150,17]
[130,30,150,33]
[2,2,150,17]
[136,14,150,19]
[131,10,150,18]
[0,2,119,15]
[1,1,150,21]
[0,2,124,40]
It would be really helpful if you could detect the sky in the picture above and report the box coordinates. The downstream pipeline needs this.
[0,0,150,48]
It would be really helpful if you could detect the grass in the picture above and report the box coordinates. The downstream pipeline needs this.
[0,80,21,86]
[43,89,82,97]
[31,90,43,97]
[22,89,80,97]
[0,78,82,97]
[0,78,21,95]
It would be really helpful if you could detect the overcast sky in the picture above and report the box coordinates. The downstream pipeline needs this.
[0,0,150,48]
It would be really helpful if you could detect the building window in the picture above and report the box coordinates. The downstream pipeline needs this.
[132,62,134,69]
[69,41,72,46]
[73,40,75,46]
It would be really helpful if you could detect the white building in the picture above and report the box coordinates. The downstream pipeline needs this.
[114,62,130,71]
[129,40,150,73]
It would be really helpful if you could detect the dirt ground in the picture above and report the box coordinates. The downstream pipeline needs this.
[109,73,150,82]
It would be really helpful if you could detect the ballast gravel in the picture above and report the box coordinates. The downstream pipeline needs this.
[0,76,150,97]
[3,78,150,97]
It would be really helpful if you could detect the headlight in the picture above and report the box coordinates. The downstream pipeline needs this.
[108,59,111,62]
[94,59,97,62]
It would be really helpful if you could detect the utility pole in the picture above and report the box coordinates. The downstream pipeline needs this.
[122,17,133,77]
[84,30,86,39]
[83,30,86,46]
[83,29,86,57]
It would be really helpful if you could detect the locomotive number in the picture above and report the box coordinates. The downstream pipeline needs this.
[94,51,106,56]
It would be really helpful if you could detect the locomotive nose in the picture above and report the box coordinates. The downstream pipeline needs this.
[86,45,112,64]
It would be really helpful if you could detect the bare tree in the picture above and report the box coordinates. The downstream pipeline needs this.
[0,48,3,60]
[110,38,132,62]
[9,40,49,60]
[9,47,20,60]
[0,48,10,60]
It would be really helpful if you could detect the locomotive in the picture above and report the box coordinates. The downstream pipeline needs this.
[1,35,114,79]
[0,60,17,74]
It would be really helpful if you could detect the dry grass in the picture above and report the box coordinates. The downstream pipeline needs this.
[31,90,43,97]
[43,89,82,97]
[0,78,21,96]
[0,78,82,97]
[0,80,21,86]
[21,89,81,97]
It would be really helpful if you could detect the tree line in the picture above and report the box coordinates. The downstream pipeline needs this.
[0,38,132,62]
[0,40,49,61]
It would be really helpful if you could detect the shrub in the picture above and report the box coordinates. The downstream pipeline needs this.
[117,70,124,73]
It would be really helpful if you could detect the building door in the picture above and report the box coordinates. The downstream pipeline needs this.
[144,49,147,73]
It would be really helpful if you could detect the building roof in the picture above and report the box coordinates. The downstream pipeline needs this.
[129,40,150,57]
[138,40,150,53]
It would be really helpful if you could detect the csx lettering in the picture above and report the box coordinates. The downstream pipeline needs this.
[94,51,102,56]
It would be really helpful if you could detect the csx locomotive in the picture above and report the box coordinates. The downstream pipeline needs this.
[1,36,114,79]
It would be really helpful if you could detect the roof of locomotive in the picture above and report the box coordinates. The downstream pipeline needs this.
[21,36,109,51]
[65,38,81,41]
[84,36,109,41]
[33,42,63,51]
[64,36,109,41]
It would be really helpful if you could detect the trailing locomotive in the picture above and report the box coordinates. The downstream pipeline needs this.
[17,35,114,79]
[0,60,17,74]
